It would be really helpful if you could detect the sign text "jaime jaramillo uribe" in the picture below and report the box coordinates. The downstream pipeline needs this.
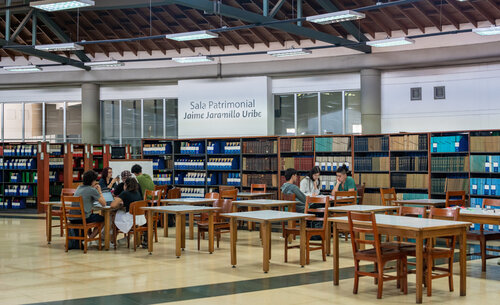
[183,99,262,119]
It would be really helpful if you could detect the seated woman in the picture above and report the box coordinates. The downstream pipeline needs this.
[99,167,119,192]
[111,178,145,237]
[114,170,143,198]
[331,164,357,195]
[300,166,321,196]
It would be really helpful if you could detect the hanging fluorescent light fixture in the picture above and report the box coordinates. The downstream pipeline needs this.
[35,42,84,51]
[267,48,312,57]
[166,30,219,42]
[3,65,42,72]
[306,10,365,24]
[172,56,214,63]
[30,0,95,12]
[472,25,500,36]
[84,60,124,68]
[366,37,415,47]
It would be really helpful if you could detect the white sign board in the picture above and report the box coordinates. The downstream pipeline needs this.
[108,160,154,179]
[178,76,272,138]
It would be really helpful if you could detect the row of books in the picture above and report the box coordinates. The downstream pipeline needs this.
[431,177,469,193]
[242,157,278,171]
[390,156,428,172]
[354,156,390,171]
[430,135,468,152]
[4,185,37,196]
[49,184,63,197]
[242,140,277,154]
[143,143,172,155]
[319,176,337,191]
[242,174,278,187]
[180,188,205,198]
[363,193,382,205]
[0,159,37,170]
[470,136,500,152]
[48,145,64,155]
[431,156,469,172]
[174,159,204,170]
[2,144,38,156]
[49,158,64,168]
[49,171,64,182]
[153,174,172,185]
[152,157,174,170]
[397,193,428,200]
[207,141,241,154]
[354,136,389,152]
[281,157,314,171]
[470,155,500,172]
[390,135,427,151]
[391,173,429,189]
[353,173,390,188]
[280,138,313,152]
[470,198,500,231]
[470,178,499,195]
[175,173,206,185]
[179,142,204,154]
[73,148,84,158]
[8,172,37,183]
[315,157,352,172]
[219,172,241,186]
[207,158,239,170]
[0,198,36,209]
[315,137,350,152]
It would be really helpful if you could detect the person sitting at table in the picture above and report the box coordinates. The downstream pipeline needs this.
[114,170,143,198]
[72,170,107,239]
[300,166,321,196]
[331,164,357,195]
[281,168,307,213]
[99,167,119,192]
[111,177,145,240]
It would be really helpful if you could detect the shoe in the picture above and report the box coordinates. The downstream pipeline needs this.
[117,237,126,245]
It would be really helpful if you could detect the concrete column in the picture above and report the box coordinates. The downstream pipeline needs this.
[360,69,381,134]
[81,83,101,144]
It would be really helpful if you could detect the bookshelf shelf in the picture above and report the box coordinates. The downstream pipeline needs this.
[391,171,429,174]
[174,154,206,157]
[207,169,240,172]
[354,170,389,173]
[174,184,206,188]
[470,194,500,199]
[242,153,278,156]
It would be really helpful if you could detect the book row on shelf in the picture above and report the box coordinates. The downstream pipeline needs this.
[207,141,241,154]
[470,135,500,152]
[281,157,314,171]
[315,157,352,172]
[470,178,500,196]
[280,138,313,152]
[354,156,389,172]
[431,177,469,194]
[431,156,469,172]
[0,159,37,170]
[391,173,429,189]
[1,144,38,156]
[315,137,350,152]
[242,140,277,154]
[354,136,389,152]
[391,156,428,172]
[243,157,277,171]
[207,158,239,170]
[431,135,468,152]
[470,155,500,172]
[390,134,427,151]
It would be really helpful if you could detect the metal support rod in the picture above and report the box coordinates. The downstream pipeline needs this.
[140,99,144,138]
[297,0,302,27]
[263,0,268,16]
[119,100,122,145]
[32,11,37,46]
[21,102,25,142]
[342,91,346,134]
[1,103,4,142]
[6,0,12,41]
[63,102,67,141]
[42,102,46,141]
[163,99,166,138]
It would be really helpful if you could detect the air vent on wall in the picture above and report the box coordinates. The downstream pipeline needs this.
[410,87,422,101]
[434,86,446,100]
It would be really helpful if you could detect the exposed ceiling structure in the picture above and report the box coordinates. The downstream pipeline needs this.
[0,0,499,67]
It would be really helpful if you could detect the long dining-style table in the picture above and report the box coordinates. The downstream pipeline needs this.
[236,192,275,200]
[394,199,447,209]
[329,214,471,304]
[141,205,220,257]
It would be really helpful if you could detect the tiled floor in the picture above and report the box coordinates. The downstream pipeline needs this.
[0,216,499,305]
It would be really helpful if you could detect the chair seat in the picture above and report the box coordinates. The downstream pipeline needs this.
[382,241,417,251]
[467,231,500,240]
[355,247,404,261]
[285,227,324,233]
[197,221,230,228]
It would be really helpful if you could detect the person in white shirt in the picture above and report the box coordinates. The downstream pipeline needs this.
[300,166,321,197]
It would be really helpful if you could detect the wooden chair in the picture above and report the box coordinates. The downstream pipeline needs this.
[167,187,181,199]
[356,183,366,204]
[71,182,82,189]
[347,211,408,299]
[52,188,77,237]
[197,199,233,250]
[219,185,236,193]
[380,188,397,206]
[281,193,297,237]
[386,207,427,261]
[144,189,162,242]
[60,196,103,253]
[445,190,466,207]
[250,184,267,193]
[221,189,238,201]
[113,200,149,251]
[333,191,357,207]
[193,192,220,224]
[154,185,169,199]
[467,198,500,271]
[284,196,329,265]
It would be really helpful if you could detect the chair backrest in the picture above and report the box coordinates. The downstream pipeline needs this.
[380,188,397,206]
[221,189,238,200]
[154,185,169,199]
[129,200,148,217]
[144,189,162,207]
[205,192,220,199]
[348,211,382,259]
[212,199,233,221]
[483,198,500,208]
[167,187,181,199]
[281,192,296,201]
[304,196,329,229]
[398,206,427,218]
[71,182,82,189]
[219,185,236,193]
[250,184,267,193]
[428,207,459,221]
[445,190,466,207]
[356,183,365,204]
[60,188,77,198]
[334,191,357,206]
[61,196,86,226]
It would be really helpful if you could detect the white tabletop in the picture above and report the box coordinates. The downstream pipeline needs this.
[235,199,297,206]
[328,205,399,212]
[237,192,274,197]
[41,201,112,210]
[221,210,313,222]
[160,198,216,205]
[394,199,446,205]
[329,214,470,230]
[141,205,220,214]
[459,208,500,217]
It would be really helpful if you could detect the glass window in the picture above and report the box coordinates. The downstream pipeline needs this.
[320,92,343,135]
[345,91,362,134]
[297,93,318,135]
[45,102,64,142]
[143,99,163,138]
[166,99,178,138]
[122,100,142,157]
[67,102,82,143]
[101,100,120,141]
[4,103,23,141]
[24,103,43,140]
[274,94,295,135]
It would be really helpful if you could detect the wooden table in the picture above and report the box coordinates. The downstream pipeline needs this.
[458,208,500,225]
[233,199,298,233]
[221,210,312,273]
[160,198,217,239]
[41,201,115,251]
[141,205,220,257]
[394,199,446,209]
[329,214,470,304]
[237,192,274,200]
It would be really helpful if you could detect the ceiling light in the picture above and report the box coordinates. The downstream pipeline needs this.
[84,60,124,68]
[30,0,95,12]
[472,25,500,36]
[3,65,42,72]
[366,37,415,47]
[166,30,219,42]
[35,42,84,51]
[267,48,312,57]
[306,10,365,24]
[172,56,214,63]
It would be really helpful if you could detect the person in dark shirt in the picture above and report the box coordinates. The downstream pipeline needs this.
[99,167,119,192]
[111,178,146,238]
[280,168,307,213]
[114,170,143,198]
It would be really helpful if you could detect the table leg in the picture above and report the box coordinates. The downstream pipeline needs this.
[230,218,237,267]
[263,221,270,273]
[268,219,272,260]
[104,210,110,251]
[459,228,467,297]
[325,219,331,255]
[175,214,182,258]
[300,218,306,268]
[208,211,214,254]
[248,207,254,231]
[415,232,423,304]
[181,214,186,250]
[333,223,339,285]
[189,212,194,240]
[147,211,154,254]
[46,205,52,244]
[163,213,168,237]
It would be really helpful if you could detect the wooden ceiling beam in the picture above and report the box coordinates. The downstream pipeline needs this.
[76,12,124,56]
[394,6,426,33]
[330,0,377,38]
[484,0,500,16]
[155,6,203,52]
[118,9,168,55]
[352,0,393,36]
[184,9,241,49]
[424,0,459,29]
[412,3,442,31]
[446,0,478,27]
[468,1,496,25]
[380,8,409,35]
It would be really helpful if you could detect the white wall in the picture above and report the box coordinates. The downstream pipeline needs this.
[100,84,178,100]
[272,73,360,94]
[381,63,500,133]
[0,87,81,102]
